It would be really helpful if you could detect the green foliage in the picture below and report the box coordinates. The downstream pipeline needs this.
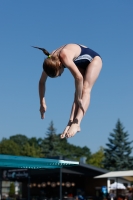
[28,137,43,148]
[9,182,15,197]
[0,121,92,162]
[41,121,91,161]
[61,143,91,161]
[0,135,43,157]
[0,139,20,155]
[0,120,132,170]
[41,121,62,157]
[10,134,29,146]
[88,147,104,168]
[21,142,43,157]
[103,119,133,170]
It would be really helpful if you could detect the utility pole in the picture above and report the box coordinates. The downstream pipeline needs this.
[60,167,62,200]
[27,175,30,200]
[0,169,2,200]
[59,155,63,200]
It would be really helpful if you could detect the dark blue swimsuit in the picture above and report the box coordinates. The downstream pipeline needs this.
[57,44,101,69]
[73,45,101,69]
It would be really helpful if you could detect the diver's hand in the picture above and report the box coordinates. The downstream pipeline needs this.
[40,103,47,119]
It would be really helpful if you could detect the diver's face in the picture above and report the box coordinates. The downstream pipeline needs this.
[59,66,64,76]
[56,64,64,77]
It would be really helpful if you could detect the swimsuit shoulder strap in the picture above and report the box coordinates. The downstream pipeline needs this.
[52,44,67,56]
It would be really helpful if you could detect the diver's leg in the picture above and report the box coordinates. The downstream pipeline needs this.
[66,56,102,138]
[60,94,79,138]
[60,67,85,139]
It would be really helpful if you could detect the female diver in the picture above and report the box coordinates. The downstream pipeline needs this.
[33,43,102,138]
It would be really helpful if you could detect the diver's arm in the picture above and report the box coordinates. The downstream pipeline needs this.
[60,49,84,113]
[39,71,47,118]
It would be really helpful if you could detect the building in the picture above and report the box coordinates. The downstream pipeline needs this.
[0,155,131,199]
[0,155,108,199]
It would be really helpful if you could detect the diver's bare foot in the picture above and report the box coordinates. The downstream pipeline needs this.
[66,122,81,138]
[60,120,73,139]
[60,126,70,139]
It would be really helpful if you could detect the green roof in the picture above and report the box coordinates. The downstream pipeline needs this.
[0,154,79,169]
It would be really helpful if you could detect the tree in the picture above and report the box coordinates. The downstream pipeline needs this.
[81,146,91,161]
[0,123,92,161]
[103,119,133,170]
[0,139,20,155]
[20,142,43,157]
[88,147,104,168]
[41,121,62,157]
[28,137,43,148]
[62,144,91,161]
[41,121,92,160]
[10,134,29,147]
